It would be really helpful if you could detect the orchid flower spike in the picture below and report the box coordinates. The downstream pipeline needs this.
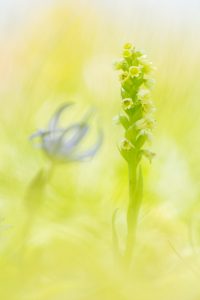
[30,103,103,163]
[114,42,156,163]
[113,43,156,265]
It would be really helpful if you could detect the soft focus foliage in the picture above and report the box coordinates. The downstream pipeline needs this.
[0,1,200,299]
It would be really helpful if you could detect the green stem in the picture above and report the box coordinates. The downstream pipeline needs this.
[21,163,55,253]
[125,158,143,265]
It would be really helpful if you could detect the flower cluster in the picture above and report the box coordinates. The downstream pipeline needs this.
[114,42,156,163]
[30,103,103,163]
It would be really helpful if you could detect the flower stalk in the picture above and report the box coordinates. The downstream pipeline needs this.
[114,43,156,265]
[20,103,103,251]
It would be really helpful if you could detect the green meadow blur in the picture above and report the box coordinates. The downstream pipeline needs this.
[0,1,200,299]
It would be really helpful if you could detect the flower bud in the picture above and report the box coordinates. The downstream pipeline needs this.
[123,42,134,50]
[123,49,132,58]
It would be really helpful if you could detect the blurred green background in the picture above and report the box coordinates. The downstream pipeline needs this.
[0,0,200,299]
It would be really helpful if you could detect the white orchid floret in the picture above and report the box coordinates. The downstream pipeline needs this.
[137,88,151,100]
[114,59,124,70]
[140,99,156,113]
[142,149,156,163]
[122,98,134,110]
[143,64,156,75]
[119,71,129,82]
[135,115,155,130]
[129,66,141,78]
[143,77,155,89]
[135,118,146,130]
[136,129,153,142]
[137,55,149,65]
[120,138,133,151]
[145,115,156,129]
[137,54,147,61]
[138,55,155,74]
[113,113,129,129]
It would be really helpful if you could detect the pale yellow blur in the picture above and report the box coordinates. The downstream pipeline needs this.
[0,1,200,299]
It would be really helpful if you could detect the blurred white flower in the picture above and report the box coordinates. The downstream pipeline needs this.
[30,103,103,163]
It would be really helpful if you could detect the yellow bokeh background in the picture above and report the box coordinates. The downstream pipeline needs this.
[0,1,200,299]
